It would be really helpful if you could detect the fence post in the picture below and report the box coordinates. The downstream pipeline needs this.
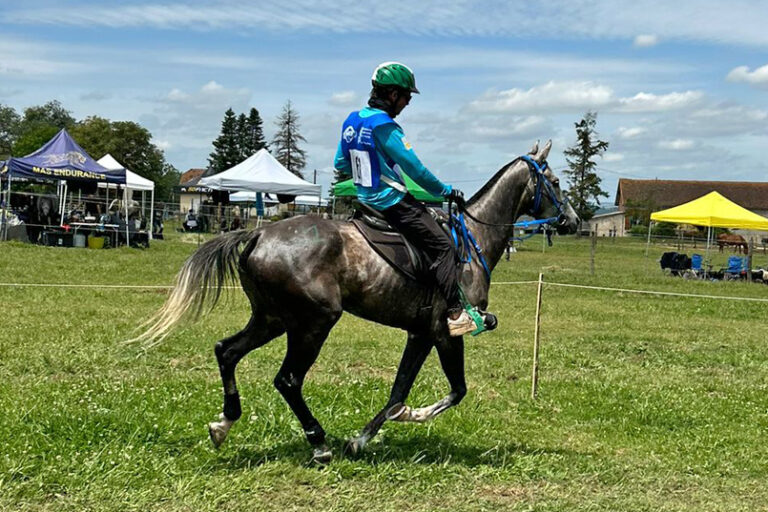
[590,230,597,275]
[531,273,544,400]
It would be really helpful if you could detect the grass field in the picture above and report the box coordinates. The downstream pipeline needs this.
[1,229,767,511]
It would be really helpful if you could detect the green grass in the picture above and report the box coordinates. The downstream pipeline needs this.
[1,231,767,511]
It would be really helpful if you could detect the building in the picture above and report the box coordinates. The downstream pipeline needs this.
[176,168,212,213]
[614,179,768,234]
[585,210,626,237]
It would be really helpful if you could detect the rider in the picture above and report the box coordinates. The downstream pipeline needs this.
[334,61,490,337]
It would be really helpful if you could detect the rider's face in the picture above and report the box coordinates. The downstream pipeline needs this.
[390,90,412,116]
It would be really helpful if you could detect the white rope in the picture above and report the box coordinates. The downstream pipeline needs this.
[0,280,765,303]
[541,281,768,303]
[0,283,242,290]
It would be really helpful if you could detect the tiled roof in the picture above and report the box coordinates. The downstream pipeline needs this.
[616,179,768,210]
[180,168,206,185]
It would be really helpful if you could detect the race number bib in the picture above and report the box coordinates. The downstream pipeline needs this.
[349,149,373,187]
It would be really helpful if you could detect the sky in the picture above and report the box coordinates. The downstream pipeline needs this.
[1,0,767,203]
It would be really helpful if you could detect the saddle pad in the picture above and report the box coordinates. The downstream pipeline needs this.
[352,219,424,281]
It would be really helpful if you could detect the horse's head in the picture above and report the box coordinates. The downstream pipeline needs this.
[522,140,580,234]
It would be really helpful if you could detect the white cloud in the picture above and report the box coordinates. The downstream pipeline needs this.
[468,81,614,114]
[658,139,695,150]
[201,81,224,93]
[8,2,768,47]
[617,126,647,139]
[328,91,358,107]
[726,64,768,88]
[618,91,704,112]
[155,140,172,150]
[603,152,625,162]
[633,34,658,47]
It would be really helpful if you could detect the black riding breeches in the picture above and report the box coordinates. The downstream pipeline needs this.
[380,194,460,309]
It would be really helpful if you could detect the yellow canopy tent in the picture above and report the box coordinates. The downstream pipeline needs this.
[650,191,768,230]
[646,191,768,262]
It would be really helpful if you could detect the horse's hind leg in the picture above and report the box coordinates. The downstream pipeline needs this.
[274,317,339,464]
[346,332,433,454]
[209,314,285,448]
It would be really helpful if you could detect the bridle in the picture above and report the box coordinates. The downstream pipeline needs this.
[453,155,569,229]
[518,154,569,229]
[448,155,571,282]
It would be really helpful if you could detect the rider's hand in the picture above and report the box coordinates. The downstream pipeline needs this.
[447,188,466,208]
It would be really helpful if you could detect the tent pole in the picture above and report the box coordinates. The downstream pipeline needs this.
[1,176,8,241]
[706,225,711,278]
[60,182,68,226]
[149,189,154,241]
[124,187,129,247]
[645,222,653,256]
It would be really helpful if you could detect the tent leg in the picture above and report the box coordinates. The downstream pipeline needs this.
[705,226,711,278]
[149,190,154,241]
[60,182,68,226]
[645,222,653,256]
[1,177,8,241]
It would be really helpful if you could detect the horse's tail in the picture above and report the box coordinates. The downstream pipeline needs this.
[128,228,260,346]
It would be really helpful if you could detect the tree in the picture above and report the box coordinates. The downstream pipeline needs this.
[563,111,609,222]
[271,100,306,178]
[208,108,241,174]
[20,100,75,132]
[12,124,60,157]
[70,116,176,200]
[238,107,268,158]
[10,100,76,157]
[0,104,20,159]
[236,113,249,161]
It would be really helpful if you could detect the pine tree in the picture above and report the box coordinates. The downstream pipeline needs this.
[271,100,306,179]
[246,107,268,153]
[208,108,241,173]
[563,111,609,222]
[236,113,249,161]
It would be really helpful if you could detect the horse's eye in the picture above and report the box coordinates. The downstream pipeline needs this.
[552,178,559,187]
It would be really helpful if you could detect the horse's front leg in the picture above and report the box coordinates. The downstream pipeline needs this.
[346,332,432,454]
[388,335,466,423]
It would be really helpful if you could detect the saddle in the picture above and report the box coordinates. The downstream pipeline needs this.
[351,204,449,282]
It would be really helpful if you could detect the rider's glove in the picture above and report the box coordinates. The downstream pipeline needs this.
[447,188,466,209]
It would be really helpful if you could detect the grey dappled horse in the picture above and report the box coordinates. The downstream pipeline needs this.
[137,141,579,463]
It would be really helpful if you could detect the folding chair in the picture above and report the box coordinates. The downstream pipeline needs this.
[722,255,745,281]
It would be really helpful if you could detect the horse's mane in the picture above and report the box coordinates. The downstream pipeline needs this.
[466,158,521,206]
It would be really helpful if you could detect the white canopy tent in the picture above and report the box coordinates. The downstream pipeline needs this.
[97,154,156,240]
[199,149,321,196]
[229,191,327,207]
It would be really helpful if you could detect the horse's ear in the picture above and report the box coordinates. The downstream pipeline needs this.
[528,140,539,155]
[537,139,552,162]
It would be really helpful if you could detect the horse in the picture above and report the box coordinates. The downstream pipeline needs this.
[135,140,580,463]
[717,233,748,254]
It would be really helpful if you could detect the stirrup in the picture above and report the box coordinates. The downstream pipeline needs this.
[456,286,496,336]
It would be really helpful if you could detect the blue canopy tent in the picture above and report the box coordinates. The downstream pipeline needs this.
[0,129,128,241]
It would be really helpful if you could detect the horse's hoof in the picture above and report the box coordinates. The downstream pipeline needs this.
[344,438,364,456]
[209,415,233,448]
[311,445,333,465]
[484,313,498,331]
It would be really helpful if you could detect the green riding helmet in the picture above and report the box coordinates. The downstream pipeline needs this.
[371,62,420,93]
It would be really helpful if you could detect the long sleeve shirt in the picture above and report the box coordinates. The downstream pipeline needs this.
[334,107,451,210]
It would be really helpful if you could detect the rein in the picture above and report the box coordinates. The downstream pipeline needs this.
[447,154,568,273]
